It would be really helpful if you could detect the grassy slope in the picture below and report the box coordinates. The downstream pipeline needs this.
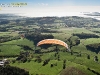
[10,52,95,75]
[0,39,34,56]
[1,27,100,75]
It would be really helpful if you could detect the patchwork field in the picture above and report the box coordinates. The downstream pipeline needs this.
[0,15,100,75]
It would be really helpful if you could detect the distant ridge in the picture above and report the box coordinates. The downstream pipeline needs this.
[84,12,100,16]
[0,13,26,20]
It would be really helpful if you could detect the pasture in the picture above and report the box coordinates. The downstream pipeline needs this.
[0,27,100,75]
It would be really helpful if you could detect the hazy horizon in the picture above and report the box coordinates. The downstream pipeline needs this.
[0,0,100,18]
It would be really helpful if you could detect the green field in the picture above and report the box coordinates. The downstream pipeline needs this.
[0,27,100,75]
[1,14,100,75]
[10,52,96,75]
[0,39,34,56]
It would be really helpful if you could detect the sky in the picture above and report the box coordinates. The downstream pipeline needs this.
[0,0,100,17]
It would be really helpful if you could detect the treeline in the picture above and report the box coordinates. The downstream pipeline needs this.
[73,33,99,39]
[0,65,29,75]
[18,45,33,50]
[25,33,54,47]
[0,55,18,58]
[0,35,20,43]
[92,31,100,33]
[0,27,8,32]
[0,20,9,25]
[24,17,56,25]
[86,43,100,54]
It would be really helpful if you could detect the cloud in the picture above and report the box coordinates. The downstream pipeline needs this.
[1,5,100,17]
[38,3,48,6]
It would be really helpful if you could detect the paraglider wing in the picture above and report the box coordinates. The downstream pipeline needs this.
[37,39,68,49]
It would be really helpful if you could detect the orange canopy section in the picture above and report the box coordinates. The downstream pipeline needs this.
[37,39,68,49]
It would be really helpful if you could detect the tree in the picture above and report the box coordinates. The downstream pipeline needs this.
[63,63,66,69]
[87,55,90,59]
[0,49,1,52]
[94,56,98,62]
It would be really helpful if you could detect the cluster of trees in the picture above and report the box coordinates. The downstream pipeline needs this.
[94,56,99,62]
[16,51,33,63]
[54,51,60,61]
[86,43,100,54]
[0,55,18,58]
[0,25,14,32]
[0,27,8,32]
[92,31,100,33]
[18,45,33,50]
[73,33,99,39]
[34,56,42,63]
[36,17,55,25]
[64,16,99,27]
[67,36,80,48]
[24,17,55,25]
[0,36,20,43]
[42,58,50,66]
[0,20,9,25]
[25,33,54,48]
[0,65,29,75]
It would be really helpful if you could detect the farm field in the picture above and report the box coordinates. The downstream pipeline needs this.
[0,15,100,75]
[1,27,100,75]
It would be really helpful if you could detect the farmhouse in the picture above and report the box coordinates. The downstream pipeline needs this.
[0,61,4,66]
[0,59,9,66]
